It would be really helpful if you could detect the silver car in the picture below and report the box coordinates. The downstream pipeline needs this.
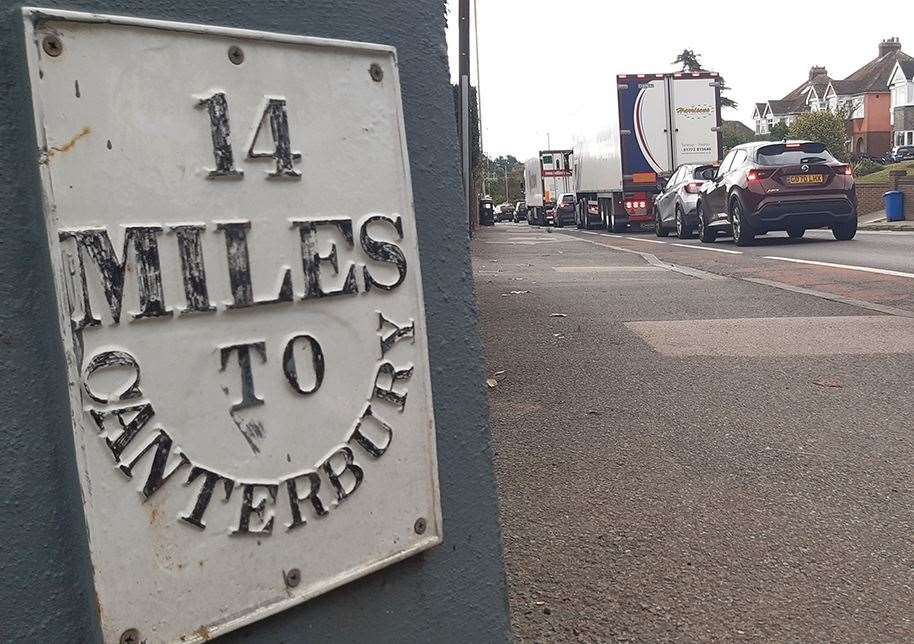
[653,163,717,239]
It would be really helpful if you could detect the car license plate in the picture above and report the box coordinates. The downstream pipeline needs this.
[786,174,825,185]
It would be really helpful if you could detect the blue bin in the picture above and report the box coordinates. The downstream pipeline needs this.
[885,190,905,222]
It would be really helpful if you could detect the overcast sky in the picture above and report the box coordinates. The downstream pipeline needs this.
[445,1,913,160]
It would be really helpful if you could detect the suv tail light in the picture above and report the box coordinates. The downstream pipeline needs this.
[747,168,776,181]
[684,181,703,194]
[834,164,853,176]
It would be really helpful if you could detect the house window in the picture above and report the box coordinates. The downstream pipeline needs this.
[908,132,914,146]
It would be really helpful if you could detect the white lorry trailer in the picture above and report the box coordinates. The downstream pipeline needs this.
[524,149,573,226]
[573,71,722,232]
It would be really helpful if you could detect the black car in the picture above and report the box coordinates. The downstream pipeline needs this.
[696,141,857,246]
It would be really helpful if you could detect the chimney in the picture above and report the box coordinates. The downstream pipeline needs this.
[809,66,827,81]
[879,37,902,58]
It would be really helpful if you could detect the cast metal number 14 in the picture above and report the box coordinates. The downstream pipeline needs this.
[198,91,302,179]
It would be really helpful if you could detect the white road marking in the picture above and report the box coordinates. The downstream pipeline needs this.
[670,243,742,255]
[763,256,914,279]
[559,234,727,281]
[622,236,667,244]
[807,229,914,237]
[553,266,664,273]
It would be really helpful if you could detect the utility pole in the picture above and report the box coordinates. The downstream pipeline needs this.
[458,0,471,231]
[503,164,509,202]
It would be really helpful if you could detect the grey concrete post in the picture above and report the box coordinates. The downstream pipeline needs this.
[0,2,509,641]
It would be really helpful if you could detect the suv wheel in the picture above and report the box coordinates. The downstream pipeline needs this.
[832,218,857,241]
[787,226,805,239]
[697,202,716,243]
[730,195,754,246]
[676,206,693,239]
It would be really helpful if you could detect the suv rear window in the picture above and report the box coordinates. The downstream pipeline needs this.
[561,194,575,204]
[756,143,836,166]
[692,165,717,180]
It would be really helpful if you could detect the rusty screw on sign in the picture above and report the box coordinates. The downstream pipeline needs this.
[284,567,301,588]
[369,63,384,82]
[228,45,244,65]
[42,34,62,57]
[414,517,427,535]
[119,628,141,644]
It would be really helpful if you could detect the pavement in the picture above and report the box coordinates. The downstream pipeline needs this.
[473,222,914,642]
[858,210,914,231]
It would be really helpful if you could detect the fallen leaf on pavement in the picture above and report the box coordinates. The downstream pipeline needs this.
[813,379,844,389]
[486,378,498,388]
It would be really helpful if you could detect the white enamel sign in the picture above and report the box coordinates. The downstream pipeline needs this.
[23,9,441,643]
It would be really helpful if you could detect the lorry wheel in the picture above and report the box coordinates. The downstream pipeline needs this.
[610,212,626,234]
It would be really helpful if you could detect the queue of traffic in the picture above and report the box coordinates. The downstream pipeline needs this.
[503,70,858,245]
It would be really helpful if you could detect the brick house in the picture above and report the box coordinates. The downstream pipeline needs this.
[754,38,913,158]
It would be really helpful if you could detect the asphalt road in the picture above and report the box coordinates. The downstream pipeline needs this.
[474,223,914,642]
[615,226,914,276]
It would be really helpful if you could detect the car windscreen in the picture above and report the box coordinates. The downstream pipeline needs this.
[561,195,575,203]
[756,143,836,166]
[692,165,717,180]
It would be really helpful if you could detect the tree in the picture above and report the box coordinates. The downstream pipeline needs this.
[721,121,754,154]
[719,82,737,110]
[481,154,525,205]
[788,110,848,162]
[672,49,702,71]
[672,49,737,109]
[768,121,790,141]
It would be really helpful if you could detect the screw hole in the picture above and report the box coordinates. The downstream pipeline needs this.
[119,628,140,644]
[42,34,62,57]
[369,63,384,82]
[228,45,244,65]
[284,567,301,588]
[414,517,427,535]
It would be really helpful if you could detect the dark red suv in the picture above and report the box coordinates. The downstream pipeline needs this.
[695,141,857,246]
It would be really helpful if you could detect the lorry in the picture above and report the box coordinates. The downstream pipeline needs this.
[573,71,722,232]
[524,149,573,226]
